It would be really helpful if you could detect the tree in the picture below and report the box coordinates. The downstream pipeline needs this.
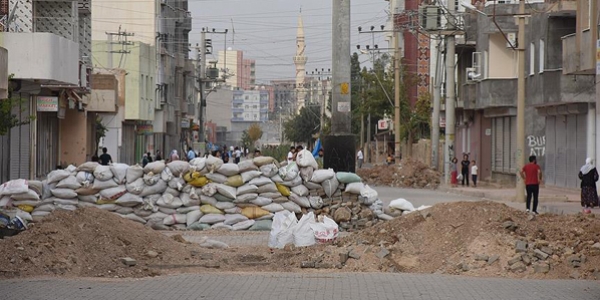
[94,116,108,157]
[247,123,263,148]
[240,130,252,150]
[0,75,34,136]
[283,105,321,145]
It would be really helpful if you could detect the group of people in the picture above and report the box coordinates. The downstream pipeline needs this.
[450,154,479,188]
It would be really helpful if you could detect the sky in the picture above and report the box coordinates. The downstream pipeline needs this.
[188,0,391,83]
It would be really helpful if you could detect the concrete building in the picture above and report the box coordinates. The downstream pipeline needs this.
[0,0,92,182]
[452,0,592,188]
[230,89,269,145]
[217,50,256,90]
[205,88,233,145]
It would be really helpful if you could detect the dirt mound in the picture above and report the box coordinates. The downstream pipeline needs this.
[0,207,200,278]
[357,159,441,188]
[276,201,600,279]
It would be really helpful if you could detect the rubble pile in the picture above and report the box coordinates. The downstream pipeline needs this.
[277,201,600,280]
[357,159,441,188]
[0,150,389,233]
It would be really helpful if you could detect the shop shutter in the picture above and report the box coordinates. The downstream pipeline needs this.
[565,115,578,188]
[545,116,556,186]
[554,117,567,187]
[509,116,517,172]
[574,114,588,187]
[9,99,30,180]
[0,134,10,183]
[493,118,503,172]
[121,124,136,165]
[36,112,59,178]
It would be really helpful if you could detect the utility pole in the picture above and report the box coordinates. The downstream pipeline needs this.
[431,40,443,170]
[105,27,134,69]
[515,0,527,202]
[199,30,207,144]
[393,30,401,164]
[325,0,355,172]
[443,0,456,184]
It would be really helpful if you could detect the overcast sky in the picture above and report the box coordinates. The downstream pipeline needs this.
[189,0,390,83]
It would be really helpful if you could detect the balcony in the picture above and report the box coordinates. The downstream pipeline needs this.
[87,74,118,113]
[233,99,243,105]
[562,30,595,75]
[232,107,244,113]
[476,78,517,109]
[0,33,79,85]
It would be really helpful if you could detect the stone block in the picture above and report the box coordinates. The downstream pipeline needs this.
[301,261,315,268]
[146,251,159,258]
[475,254,489,261]
[487,255,500,265]
[540,246,554,256]
[534,263,550,274]
[508,255,522,265]
[533,249,549,260]
[339,252,349,264]
[120,257,137,266]
[510,262,526,272]
[515,240,528,253]
[376,248,390,259]
[349,251,362,259]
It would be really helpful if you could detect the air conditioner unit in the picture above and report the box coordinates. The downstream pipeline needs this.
[419,6,442,31]
[466,52,482,83]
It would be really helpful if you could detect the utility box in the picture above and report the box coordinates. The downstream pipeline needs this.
[419,6,442,31]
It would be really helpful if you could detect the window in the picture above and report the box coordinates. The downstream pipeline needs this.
[529,42,535,75]
[539,40,544,73]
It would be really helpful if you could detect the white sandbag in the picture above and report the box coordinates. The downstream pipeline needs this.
[249,176,272,186]
[233,219,255,231]
[296,149,318,169]
[56,176,81,190]
[163,213,187,225]
[78,195,97,203]
[345,182,365,194]
[251,196,272,206]
[199,213,226,224]
[144,161,166,174]
[294,212,317,247]
[56,204,77,211]
[310,216,339,244]
[204,173,226,184]
[120,213,146,224]
[93,165,114,181]
[31,210,51,219]
[238,160,258,172]
[253,156,277,167]
[1,179,29,196]
[359,185,378,205]
[126,165,144,183]
[34,203,55,212]
[189,157,207,170]
[223,213,249,225]
[144,211,168,221]
[206,155,224,172]
[0,196,10,207]
[110,163,129,183]
[160,167,174,182]
[99,186,127,200]
[140,180,167,197]
[143,173,161,186]
[268,211,297,249]
[76,171,95,186]
[389,198,415,212]
[261,203,285,213]
[164,186,180,197]
[168,177,185,191]
[257,213,274,221]
[66,164,77,174]
[201,183,218,196]
[240,170,262,183]
[126,178,145,195]
[115,193,143,207]
[234,193,258,204]
[216,163,239,176]
[237,184,258,195]
[378,213,394,221]
[272,196,289,204]
[11,190,40,201]
[300,167,314,183]
[260,163,279,177]
[259,192,282,199]
[181,193,200,207]
[308,196,324,209]
[77,161,99,172]
[47,169,71,184]
[279,162,299,181]
[177,205,200,214]
[92,178,119,190]
[290,185,309,197]
[52,198,79,206]
[304,181,322,190]
[28,180,43,196]
[167,160,190,177]
[310,169,335,183]
[186,210,203,227]
[257,182,278,194]
[200,195,218,206]
[116,206,134,214]
[157,194,183,209]
[51,188,77,199]
[280,176,303,188]
[289,193,311,208]
[215,184,236,200]
[321,176,340,198]
[281,201,302,213]
[270,174,283,183]
[12,199,40,206]
[98,203,119,211]
[214,201,235,210]
[224,207,242,214]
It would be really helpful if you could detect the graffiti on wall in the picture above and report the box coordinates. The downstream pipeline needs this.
[527,135,545,157]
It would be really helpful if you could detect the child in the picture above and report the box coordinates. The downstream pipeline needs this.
[471,160,478,187]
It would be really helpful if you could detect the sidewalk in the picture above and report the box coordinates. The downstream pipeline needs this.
[437,184,586,215]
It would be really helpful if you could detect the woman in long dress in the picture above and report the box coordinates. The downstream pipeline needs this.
[578,158,599,214]
[450,157,458,187]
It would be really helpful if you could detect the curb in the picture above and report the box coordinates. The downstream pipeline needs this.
[436,186,570,203]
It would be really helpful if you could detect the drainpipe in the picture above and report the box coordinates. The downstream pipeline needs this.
[29,94,37,179]
[588,105,596,162]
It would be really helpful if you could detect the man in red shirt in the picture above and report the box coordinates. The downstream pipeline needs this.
[520,155,543,214]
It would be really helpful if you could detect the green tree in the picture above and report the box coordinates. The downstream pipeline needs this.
[240,130,252,150]
[283,105,321,145]
[94,116,108,156]
[0,75,34,136]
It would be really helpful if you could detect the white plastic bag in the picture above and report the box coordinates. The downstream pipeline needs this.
[389,198,415,212]
[295,149,318,169]
[310,216,339,244]
[1,179,29,196]
[268,211,298,249]
[293,212,317,247]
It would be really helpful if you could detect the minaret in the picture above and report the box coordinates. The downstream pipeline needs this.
[293,11,308,113]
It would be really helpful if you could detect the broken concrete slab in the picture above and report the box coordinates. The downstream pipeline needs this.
[376,248,390,259]
[533,249,549,260]
[120,257,137,267]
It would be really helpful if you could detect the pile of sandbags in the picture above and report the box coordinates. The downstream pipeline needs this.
[0,149,391,232]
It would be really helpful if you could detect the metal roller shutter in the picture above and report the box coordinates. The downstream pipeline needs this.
[121,124,136,165]
[566,115,578,188]
[554,117,567,187]
[9,98,30,180]
[509,116,517,173]
[493,118,503,172]
[0,134,9,183]
[36,112,59,178]
[545,116,556,186]
[574,114,588,187]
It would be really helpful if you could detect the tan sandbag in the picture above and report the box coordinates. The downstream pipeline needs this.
[241,206,271,219]
[200,204,224,215]
[76,187,100,196]
[225,175,244,187]
[276,183,291,197]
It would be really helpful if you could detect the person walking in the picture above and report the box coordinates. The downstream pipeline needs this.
[287,146,295,163]
[99,147,112,166]
[155,150,162,161]
[520,155,542,214]
[356,148,364,169]
[460,154,470,186]
[578,158,599,214]
[234,147,242,164]
[471,160,478,187]
[169,150,179,162]
[450,157,458,187]
[142,153,150,167]
[187,147,196,161]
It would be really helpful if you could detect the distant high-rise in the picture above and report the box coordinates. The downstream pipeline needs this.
[293,12,308,113]
[218,50,255,90]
